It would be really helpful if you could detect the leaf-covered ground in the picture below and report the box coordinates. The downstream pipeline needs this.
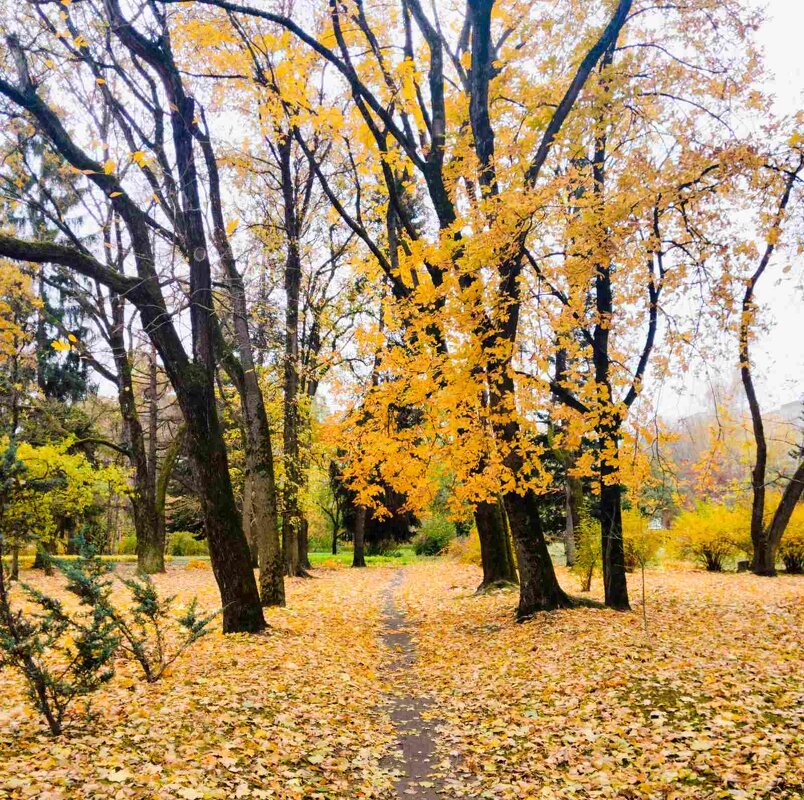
[0,561,801,799]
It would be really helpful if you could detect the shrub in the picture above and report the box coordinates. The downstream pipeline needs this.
[572,505,600,591]
[622,510,663,572]
[671,502,746,571]
[168,531,208,557]
[413,516,455,556]
[117,534,137,555]
[366,538,399,556]
[0,540,118,735]
[112,574,217,682]
[778,505,804,574]
[184,559,210,570]
[56,547,216,683]
[447,527,482,566]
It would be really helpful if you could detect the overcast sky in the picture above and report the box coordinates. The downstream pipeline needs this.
[663,0,804,419]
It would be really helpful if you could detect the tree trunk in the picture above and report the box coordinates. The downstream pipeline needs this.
[32,542,54,576]
[563,475,582,567]
[109,295,164,574]
[489,363,569,615]
[503,490,572,618]
[241,472,258,568]
[474,499,518,591]
[352,505,367,568]
[299,517,311,570]
[279,135,308,579]
[10,545,19,581]
[132,494,164,575]
[255,465,285,605]
[599,474,630,609]
[155,425,184,558]
[754,459,804,575]
[181,384,265,633]
[331,523,338,555]
[736,164,800,574]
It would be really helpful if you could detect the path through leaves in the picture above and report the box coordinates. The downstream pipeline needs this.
[0,561,801,798]
[380,571,443,799]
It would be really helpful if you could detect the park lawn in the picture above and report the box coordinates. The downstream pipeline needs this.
[0,560,801,798]
[308,546,423,568]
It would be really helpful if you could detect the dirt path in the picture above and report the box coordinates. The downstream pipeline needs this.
[381,570,444,799]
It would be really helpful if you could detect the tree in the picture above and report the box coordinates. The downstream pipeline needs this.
[0,3,264,631]
[739,149,804,574]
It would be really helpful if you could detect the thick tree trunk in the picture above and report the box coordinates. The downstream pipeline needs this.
[474,499,518,591]
[503,490,572,618]
[132,494,164,575]
[181,384,265,633]
[352,505,367,568]
[599,475,630,609]
[489,364,569,615]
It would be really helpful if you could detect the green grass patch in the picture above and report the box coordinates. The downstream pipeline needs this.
[308,546,425,568]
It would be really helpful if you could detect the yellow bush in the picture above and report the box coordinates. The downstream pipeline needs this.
[447,528,482,567]
[622,509,663,572]
[671,502,750,571]
[571,506,600,591]
[184,559,210,570]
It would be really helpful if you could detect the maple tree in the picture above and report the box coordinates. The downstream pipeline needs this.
[0,0,798,700]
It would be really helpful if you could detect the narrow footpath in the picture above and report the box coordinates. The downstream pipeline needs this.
[380,571,445,799]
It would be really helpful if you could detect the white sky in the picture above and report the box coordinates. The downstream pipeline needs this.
[663,0,804,419]
[752,0,804,407]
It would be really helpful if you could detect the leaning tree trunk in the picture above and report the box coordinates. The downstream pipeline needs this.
[474,499,518,591]
[503,489,572,618]
[755,459,804,575]
[180,383,265,633]
[197,126,285,607]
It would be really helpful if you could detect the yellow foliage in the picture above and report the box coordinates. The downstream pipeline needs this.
[671,502,750,571]
[778,504,804,573]
[622,509,664,571]
[0,438,129,547]
[446,529,482,567]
